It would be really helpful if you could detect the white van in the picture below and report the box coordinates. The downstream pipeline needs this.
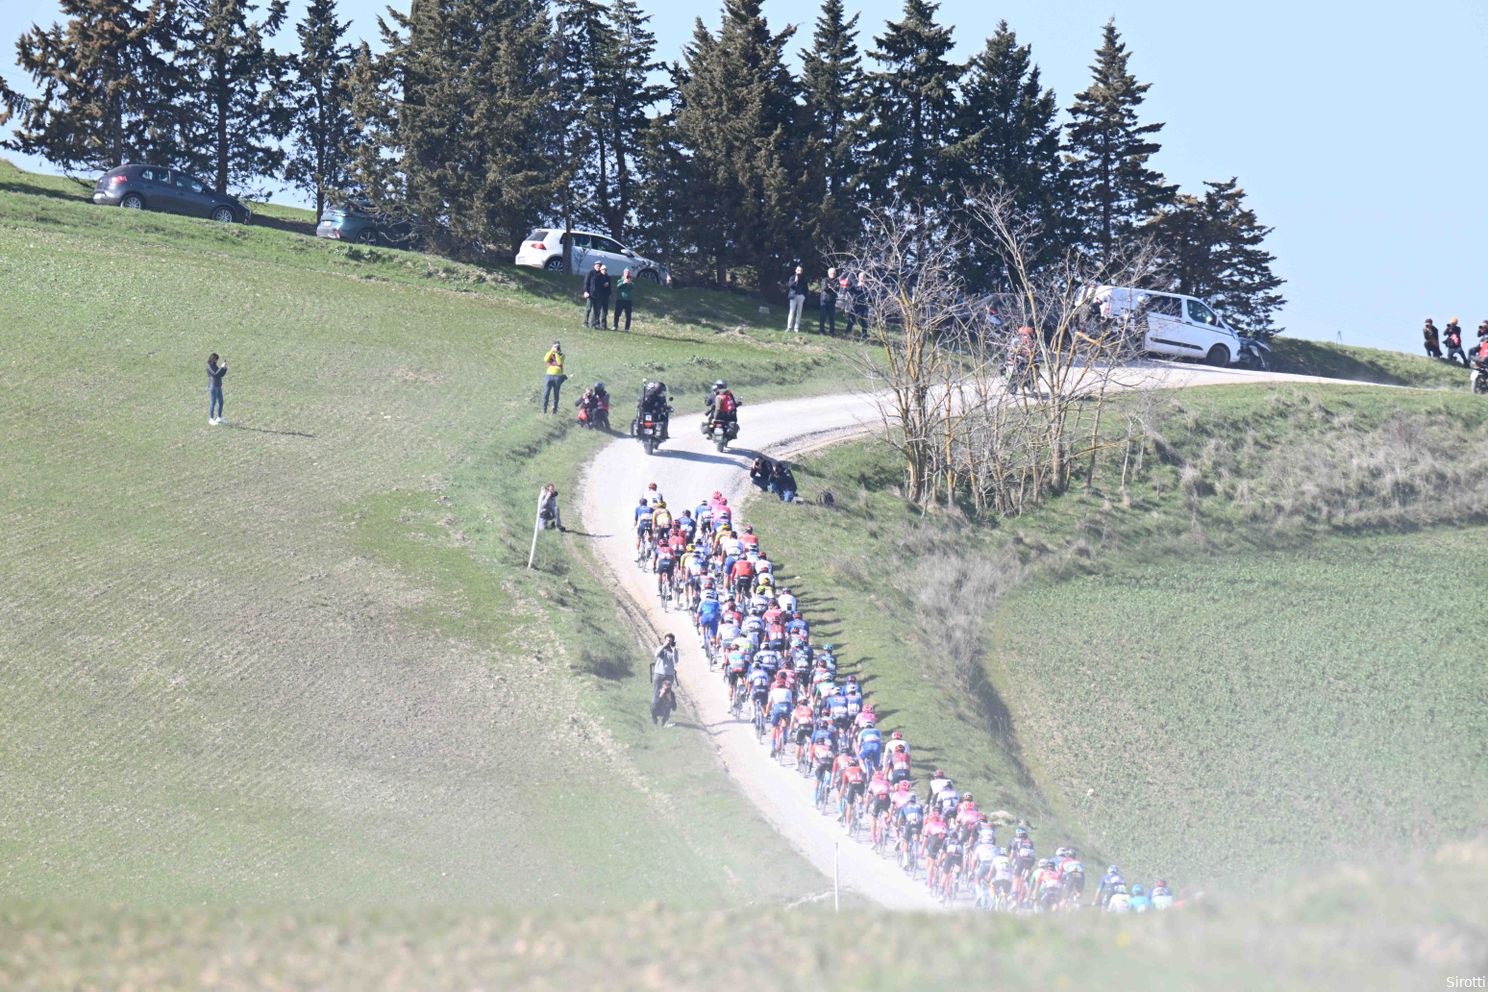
[1087,286,1268,369]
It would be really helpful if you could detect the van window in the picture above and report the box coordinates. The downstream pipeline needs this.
[1186,300,1220,326]
[1146,295,1182,317]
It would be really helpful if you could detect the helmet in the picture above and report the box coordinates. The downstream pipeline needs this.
[1068,848,1078,859]
[1108,865,1120,875]
[1131,884,1144,895]
[594,381,604,390]
[657,500,666,508]
[744,525,753,532]
[648,482,658,490]
[1015,827,1028,838]
[1038,859,1052,869]
[863,720,875,728]
[686,544,695,551]
[1155,879,1168,889]
[792,611,802,619]
[934,769,945,779]
[714,379,727,389]
[962,793,973,801]
[891,731,903,740]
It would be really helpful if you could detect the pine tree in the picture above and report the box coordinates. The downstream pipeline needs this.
[1063,19,1175,266]
[342,40,400,208]
[602,0,669,240]
[1154,178,1286,334]
[799,0,867,261]
[391,0,561,254]
[671,0,800,286]
[951,20,1063,283]
[285,0,354,217]
[863,0,961,214]
[172,0,293,194]
[552,0,609,232]
[2,0,179,173]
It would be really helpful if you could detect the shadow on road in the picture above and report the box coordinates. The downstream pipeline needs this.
[220,422,317,438]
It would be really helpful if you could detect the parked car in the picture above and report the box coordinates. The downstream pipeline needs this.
[91,165,250,223]
[1085,286,1269,369]
[315,201,421,248]
[515,228,670,285]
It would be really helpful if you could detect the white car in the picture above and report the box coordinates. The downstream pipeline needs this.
[515,228,670,285]
[1087,286,1268,369]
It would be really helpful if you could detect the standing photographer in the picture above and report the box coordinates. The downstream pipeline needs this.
[207,353,227,425]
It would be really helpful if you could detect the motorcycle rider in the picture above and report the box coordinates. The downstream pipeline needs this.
[636,380,672,440]
[703,380,740,439]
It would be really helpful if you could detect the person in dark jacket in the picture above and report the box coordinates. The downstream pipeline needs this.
[1444,317,1470,366]
[770,462,798,503]
[583,262,603,328]
[786,265,806,332]
[750,455,774,491]
[595,264,614,329]
[207,353,227,425]
[842,271,870,337]
[818,267,838,336]
[1422,318,1442,358]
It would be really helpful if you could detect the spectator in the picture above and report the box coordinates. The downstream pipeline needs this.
[818,266,838,336]
[843,271,870,338]
[542,341,565,414]
[1444,317,1471,366]
[595,263,614,329]
[786,264,806,333]
[1423,318,1442,358]
[582,262,603,328]
[651,633,679,705]
[613,268,635,332]
[750,455,774,492]
[770,462,798,503]
[206,352,227,426]
[538,482,564,531]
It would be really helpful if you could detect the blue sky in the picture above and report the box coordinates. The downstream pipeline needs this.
[4,0,1486,350]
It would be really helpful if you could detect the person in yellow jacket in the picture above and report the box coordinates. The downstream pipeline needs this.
[542,341,565,413]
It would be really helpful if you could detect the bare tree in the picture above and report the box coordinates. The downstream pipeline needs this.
[842,192,1165,517]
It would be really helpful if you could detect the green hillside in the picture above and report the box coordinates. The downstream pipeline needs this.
[0,160,860,909]
[748,384,1488,890]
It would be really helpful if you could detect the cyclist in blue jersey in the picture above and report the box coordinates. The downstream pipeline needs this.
[856,720,883,773]
[633,498,654,554]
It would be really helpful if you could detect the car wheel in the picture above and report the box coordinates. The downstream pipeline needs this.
[211,206,236,224]
[1206,344,1231,368]
[543,257,565,272]
[639,269,661,284]
[356,227,381,246]
[121,193,145,210]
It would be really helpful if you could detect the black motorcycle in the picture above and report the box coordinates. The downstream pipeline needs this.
[631,381,673,456]
[704,417,740,453]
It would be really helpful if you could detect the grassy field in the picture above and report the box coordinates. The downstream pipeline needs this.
[749,383,1488,891]
[3,838,1485,990]
[0,158,870,911]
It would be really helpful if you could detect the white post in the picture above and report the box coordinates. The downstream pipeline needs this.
[526,486,546,570]
[834,842,840,913]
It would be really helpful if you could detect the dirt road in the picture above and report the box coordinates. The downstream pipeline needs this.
[578,362,1345,909]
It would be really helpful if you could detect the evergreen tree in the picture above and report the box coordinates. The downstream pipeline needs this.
[671,0,800,286]
[173,0,293,194]
[951,20,1063,281]
[2,0,179,173]
[863,0,961,214]
[1063,19,1175,266]
[390,0,561,254]
[552,0,608,232]
[799,0,868,261]
[285,0,354,217]
[1154,178,1286,334]
[602,0,669,240]
[342,39,401,208]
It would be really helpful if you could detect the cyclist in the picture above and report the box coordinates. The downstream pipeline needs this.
[928,769,952,804]
[729,553,754,600]
[633,498,654,555]
[740,524,760,551]
[654,541,676,598]
[776,586,798,613]
[1032,858,1063,911]
[675,508,696,543]
[866,769,892,834]
[1105,882,1132,914]
[811,733,837,805]
[837,753,866,827]
[1129,882,1151,913]
[989,845,1013,909]
[954,792,982,845]
[936,832,966,900]
[856,720,883,773]
[652,499,673,533]
[825,683,851,734]
[1097,865,1125,909]
[1056,848,1084,906]
[897,793,925,869]
[1150,880,1174,910]
[922,807,949,877]
[724,644,749,704]
[641,481,663,506]
[790,698,816,759]
[747,659,771,717]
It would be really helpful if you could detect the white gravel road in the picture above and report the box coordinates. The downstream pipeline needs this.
[578,361,1348,910]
